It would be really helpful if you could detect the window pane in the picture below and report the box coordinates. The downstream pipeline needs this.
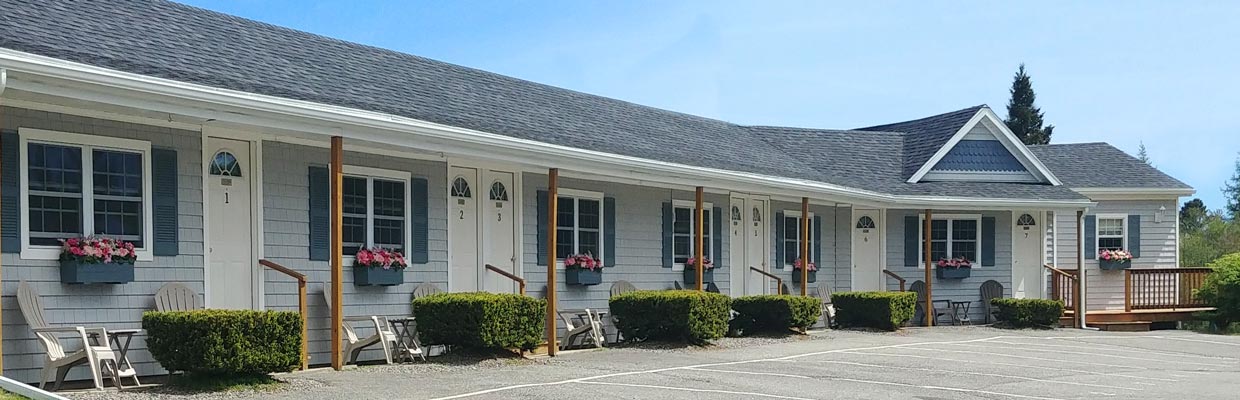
[579,230,599,256]
[931,219,948,241]
[93,150,142,198]
[28,143,84,246]
[930,241,947,261]
[784,241,799,265]
[1098,218,1124,236]
[28,143,82,194]
[784,217,799,241]
[342,177,367,216]
[673,207,691,234]
[1099,237,1124,251]
[578,199,600,229]
[372,179,404,218]
[556,198,574,228]
[555,228,573,258]
[94,199,143,243]
[673,235,690,263]
[952,219,977,241]
[29,195,82,246]
[952,241,977,261]
[342,216,366,256]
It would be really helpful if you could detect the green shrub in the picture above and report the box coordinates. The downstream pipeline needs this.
[411,292,546,351]
[143,310,302,375]
[730,295,820,335]
[1195,252,1240,329]
[831,291,916,331]
[609,290,730,344]
[990,298,1064,328]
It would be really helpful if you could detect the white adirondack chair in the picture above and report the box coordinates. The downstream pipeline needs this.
[814,284,835,328]
[321,283,399,365]
[17,281,125,390]
[154,283,201,312]
[558,309,603,350]
[411,282,443,299]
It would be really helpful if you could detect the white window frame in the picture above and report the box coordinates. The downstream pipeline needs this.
[1095,213,1128,252]
[554,188,605,268]
[780,210,815,271]
[917,213,983,269]
[19,128,154,261]
[340,165,413,265]
[671,200,713,270]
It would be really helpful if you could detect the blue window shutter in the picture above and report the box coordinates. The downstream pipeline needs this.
[1084,215,1096,260]
[813,216,822,267]
[712,206,723,268]
[904,216,918,267]
[661,202,673,268]
[307,166,329,261]
[1,130,19,253]
[604,197,617,268]
[1128,215,1141,258]
[410,178,429,264]
[774,211,785,267]
[981,216,996,266]
[536,190,548,266]
[151,148,179,256]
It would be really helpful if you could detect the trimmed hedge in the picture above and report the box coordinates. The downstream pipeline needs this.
[831,291,916,331]
[610,290,731,344]
[991,298,1064,328]
[730,295,821,335]
[143,310,302,375]
[411,292,546,351]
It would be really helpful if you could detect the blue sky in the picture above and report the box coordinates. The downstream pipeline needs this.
[181,1,1239,208]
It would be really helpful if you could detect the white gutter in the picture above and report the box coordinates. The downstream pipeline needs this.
[0,48,1095,208]
[0,68,7,96]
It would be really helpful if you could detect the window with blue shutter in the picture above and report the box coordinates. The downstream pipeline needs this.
[1,130,19,253]
[307,166,329,261]
[151,148,179,256]
[410,177,429,263]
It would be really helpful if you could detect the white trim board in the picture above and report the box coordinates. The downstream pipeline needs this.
[908,108,1062,186]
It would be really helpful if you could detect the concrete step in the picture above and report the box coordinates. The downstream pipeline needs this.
[1093,321,1152,332]
[1057,316,1077,328]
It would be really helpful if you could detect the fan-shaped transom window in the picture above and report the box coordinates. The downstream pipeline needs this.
[1017,213,1036,226]
[856,216,876,229]
[209,151,242,177]
[731,206,742,222]
[752,208,762,223]
[451,177,471,198]
[489,181,508,201]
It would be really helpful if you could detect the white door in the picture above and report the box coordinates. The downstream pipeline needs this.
[1012,212,1043,298]
[207,138,255,309]
[482,171,517,293]
[728,196,770,296]
[448,167,480,292]
[729,198,746,295]
[851,209,883,291]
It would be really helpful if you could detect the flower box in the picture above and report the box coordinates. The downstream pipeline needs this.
[935,267,971,280]
[566,268,602,286]
[1099,259,1132,270]
[353,266,404,286]
[60,259,134,284]
[793,269,817,283]
[683,269,714,285]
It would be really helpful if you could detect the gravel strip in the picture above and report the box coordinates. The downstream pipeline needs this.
[60,377,326,400]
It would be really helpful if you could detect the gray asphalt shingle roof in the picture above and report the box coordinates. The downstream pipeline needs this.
[1029,143,1192,189]
[0,1,1185,201]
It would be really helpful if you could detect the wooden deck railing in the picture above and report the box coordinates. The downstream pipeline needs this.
[1044,264,1079,318]
[1125,268,1212,311]
[750,267,785,294]
[258,259,308,371]
[485,264,526,295]
[882,270,906,291]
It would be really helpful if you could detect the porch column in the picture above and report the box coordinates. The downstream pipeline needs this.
[546,169,559,356]
[923,209,933,326]
[329,136,344,370]
[800,197,810,296]
[695,187,705,291]
[1076,209,1086,328]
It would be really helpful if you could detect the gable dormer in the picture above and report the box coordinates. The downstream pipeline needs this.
[912,108,1061,185]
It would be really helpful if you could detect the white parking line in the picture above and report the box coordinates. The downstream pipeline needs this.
[1161,336,1240,347]
[989,339,1240,362]
[576,381,816,400]
[839,351,1178,382]
[778,359,1141,391]
[940,342,1233,368]
[686,367,1069,400]
[900,346,1151,369]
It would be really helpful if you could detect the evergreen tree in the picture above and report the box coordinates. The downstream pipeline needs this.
[1180,198,1208,234]
[1225,154,1240,219]
[1004,64,1054,145]
[1137,141,1153,166]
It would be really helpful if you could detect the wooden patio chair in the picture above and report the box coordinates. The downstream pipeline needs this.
[321,283,399,365]
[909,280,952,326]
[154,283,201,312]
[18,281,129,390]
[609,280,637,298]
[410,282,445,357]
[814,284,835,328]
[706,282,721,293]
[980,280,1004,324]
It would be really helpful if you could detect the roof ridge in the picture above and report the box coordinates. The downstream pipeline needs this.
[856,104,987,132]
[744,125,907,135]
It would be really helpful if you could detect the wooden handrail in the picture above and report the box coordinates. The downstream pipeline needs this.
[485,264,526,295]
[258,259,308,371]
[1124,268,1213,312]
[750,267,785,294]
[1044,264,1079,324]
[881,270,906,291]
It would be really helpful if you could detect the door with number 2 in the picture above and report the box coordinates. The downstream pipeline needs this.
[448,166,518,293]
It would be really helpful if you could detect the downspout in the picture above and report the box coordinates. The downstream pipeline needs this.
[0,67,6,373]
[1077,209,1097,330]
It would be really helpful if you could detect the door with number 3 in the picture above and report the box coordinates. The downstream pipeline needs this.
[448,166,519,293]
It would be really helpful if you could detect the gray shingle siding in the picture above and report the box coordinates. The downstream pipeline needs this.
[766,201,850,294]
[261,141,448,364]
[931,140,1028,173]
[0,106,203,383]
[1052,200,1179,311]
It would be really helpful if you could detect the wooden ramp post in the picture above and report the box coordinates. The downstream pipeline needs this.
[800,197,809,296]
[923,209,933,326]
[695,187,704,291]
[546,168,559,356]
[330,136,344,370]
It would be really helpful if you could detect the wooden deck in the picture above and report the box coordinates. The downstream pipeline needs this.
[1082,307,1214,331]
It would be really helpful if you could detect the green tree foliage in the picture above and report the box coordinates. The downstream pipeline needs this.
[1194,253,1240,329]
[1225,154,1240,220]
[1004,64,1054,145]
[1180,198,1209,234]
[1182,212,1240,267]
[1137,142,1153,166]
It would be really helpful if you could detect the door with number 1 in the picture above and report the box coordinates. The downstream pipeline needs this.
[448,166,518,293]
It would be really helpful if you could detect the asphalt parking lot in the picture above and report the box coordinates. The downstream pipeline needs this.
[69,326,1240,400]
